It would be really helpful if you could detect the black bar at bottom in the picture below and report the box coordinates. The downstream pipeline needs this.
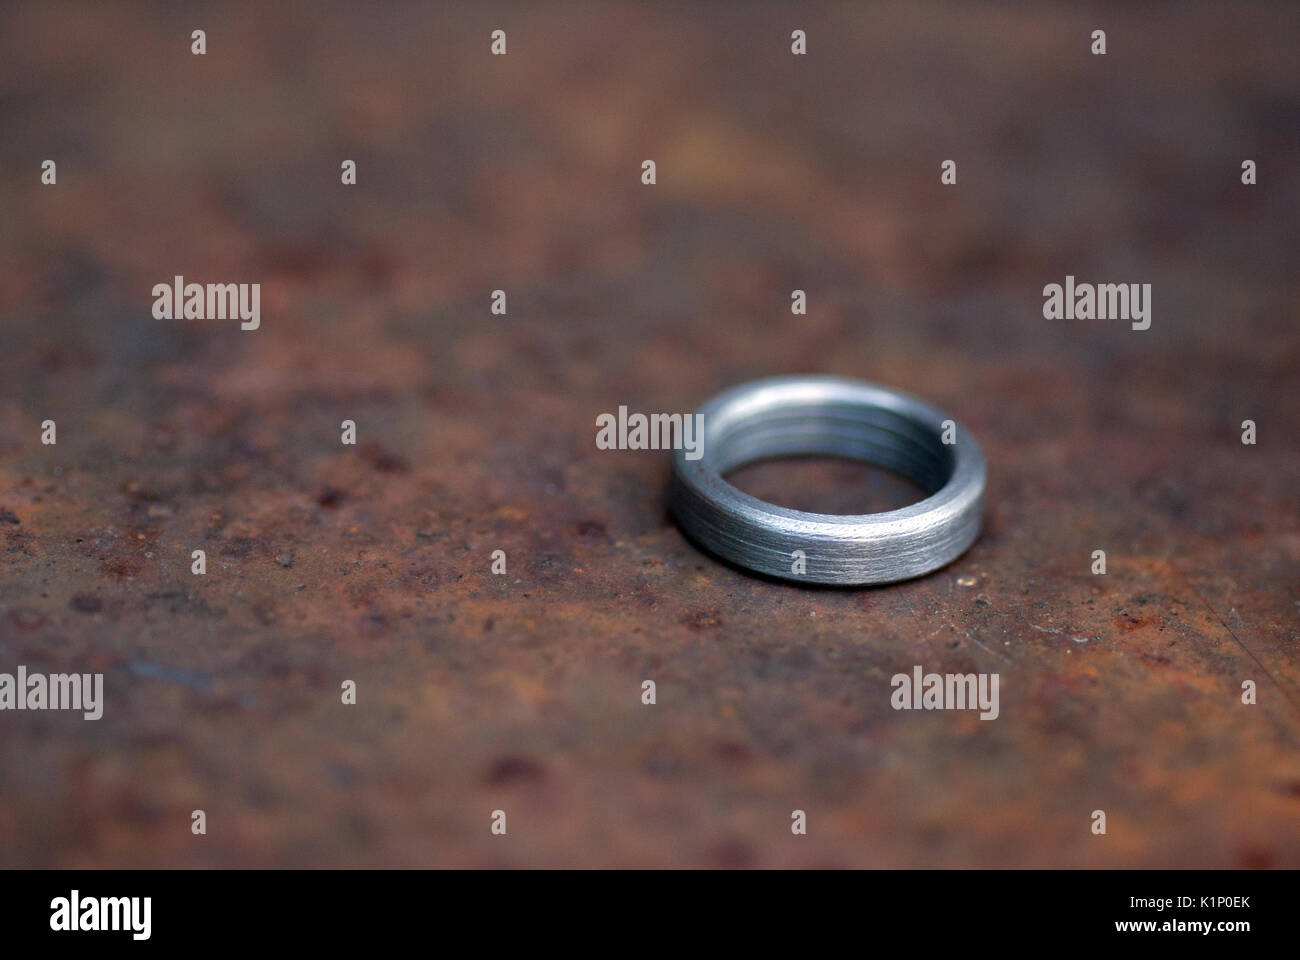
[0,868,1285,948]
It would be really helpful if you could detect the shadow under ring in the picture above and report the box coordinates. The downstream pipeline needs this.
[668,375,986,585]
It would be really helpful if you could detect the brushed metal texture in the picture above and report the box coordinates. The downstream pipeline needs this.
[669,375,986,585]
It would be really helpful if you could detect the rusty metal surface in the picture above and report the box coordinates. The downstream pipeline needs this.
[0,2,1297,868]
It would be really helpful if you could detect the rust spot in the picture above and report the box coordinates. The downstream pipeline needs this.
[1275,780,1300,799]
[9,607,45,630]
[100,555,141,578]
[69,593,103,613]
[713,740,751,765]
[34,339,98,374]
[1113,613,1166,632]
[358,250,396,291]
[361,442,408,474]
[0,508,20,524]
[682,609,723,630]
[221,537,258,559]
[1237,846,1275,870]
[484,756,547,787]
[316,486,345,509]
[262,243,330,280]
[708,837,756,868]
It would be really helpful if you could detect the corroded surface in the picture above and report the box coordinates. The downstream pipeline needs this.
[0,2,1297,868]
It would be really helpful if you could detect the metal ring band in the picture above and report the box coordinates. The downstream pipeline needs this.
[669,375,986,585]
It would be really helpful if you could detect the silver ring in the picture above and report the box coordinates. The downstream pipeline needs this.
[669,375,986,585]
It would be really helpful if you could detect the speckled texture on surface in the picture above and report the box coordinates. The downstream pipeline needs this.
[0,1,1297,867]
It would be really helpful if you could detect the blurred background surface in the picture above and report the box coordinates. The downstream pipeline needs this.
[0,1,1297,867]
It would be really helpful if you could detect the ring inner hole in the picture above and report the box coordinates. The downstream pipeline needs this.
[715,402,954,508]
